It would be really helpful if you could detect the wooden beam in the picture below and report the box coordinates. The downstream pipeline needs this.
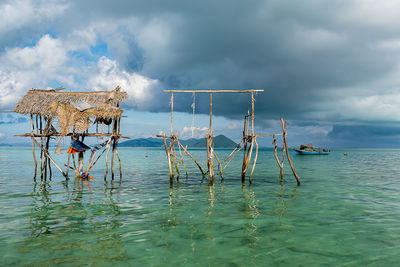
[164,89,264,93]
[15,133,130,138]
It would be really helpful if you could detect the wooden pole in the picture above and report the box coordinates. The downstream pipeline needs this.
[163,136,173,180]
[66,153,71,177]
[171,138,180,181]
[241,111,249,182]
[207,92,214,182]
[249,138,258,183]
[31,137,68,179]
[116,118,122,179]
[39,115,43,180]
[170,92,174,136]
[104,140,111,181]
[273,135,284,179]
[77,135,85,175]
[213,150,223,181]
[280,118,300,185]
[30,114,37,180]
[176,139,206,175]
[111,137,116,180]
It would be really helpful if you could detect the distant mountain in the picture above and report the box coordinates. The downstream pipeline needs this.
[119,135,237,148]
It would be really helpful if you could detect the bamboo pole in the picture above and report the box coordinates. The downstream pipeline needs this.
[104,141,112,181]
[91,147,107,169]
[171,138,180,181]
[31,137,68,179]
[39,116,43,179]
[163,136,173,180]
[213,150,223,181]
[66,153,71,177]
[249,138,259,183]
[15,133,130,138]
[170,92,174,135]
[111,137,116,180]
[207,92,214,182]
[116,118,122,179]
[216,142,244,174]
[176,139,206,175]
[178,144,188,177]
[30,114,37,180]
[280,118,300,185]
[273,135,284,178]
[241,111,249,182]
[164,89,264,93]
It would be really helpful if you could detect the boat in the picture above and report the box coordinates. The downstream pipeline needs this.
[294,144,330,155]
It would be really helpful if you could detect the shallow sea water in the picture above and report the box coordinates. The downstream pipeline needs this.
[1,147,400,266]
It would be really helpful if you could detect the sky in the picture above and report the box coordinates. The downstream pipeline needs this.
[1,0,400,147]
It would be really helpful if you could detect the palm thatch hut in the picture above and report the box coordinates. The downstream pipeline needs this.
[14,86,128,181]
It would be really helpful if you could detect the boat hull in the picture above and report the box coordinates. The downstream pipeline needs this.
[294,149,329,155]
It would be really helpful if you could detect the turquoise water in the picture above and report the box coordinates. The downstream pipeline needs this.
[1,147,400,266]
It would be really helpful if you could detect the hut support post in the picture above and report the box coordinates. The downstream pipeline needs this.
[30,114,37,180]
[39,116,44,180]
[280,118,300,185]
[104,138,111,181]
[66,153,71,177]
[31,137,68,179]
[116,118,122,179]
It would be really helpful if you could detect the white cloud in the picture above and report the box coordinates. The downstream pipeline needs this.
[0,0,68,35]
[3,34,68,72]
[87,56,161,109]
[180,126,208,139]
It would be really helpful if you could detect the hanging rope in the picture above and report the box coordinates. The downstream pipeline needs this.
[191,92,196,138]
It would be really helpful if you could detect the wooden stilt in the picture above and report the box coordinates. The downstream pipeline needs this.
[39,116,44,180]
[115,148,122,179]
[31,137,68,178]
[273,135,284,179]
[176,139,206,175]
[30,114,37,180]
[111,137,116,180]
[163,136,173,181]
[280,118,300,185]
[66,153,71,177]
[171,138,180,181]
[241,111,250,182]
[104,140,111,181]
[213,150,223,181]
[249,138,258,183]
[207,92,214,183]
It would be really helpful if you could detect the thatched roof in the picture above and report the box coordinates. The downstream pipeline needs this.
[14,86,128,118]
[14,86,128,135]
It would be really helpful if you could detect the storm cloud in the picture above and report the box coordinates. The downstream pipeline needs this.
[1,0,400,146]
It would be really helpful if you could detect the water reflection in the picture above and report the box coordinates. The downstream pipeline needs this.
[274,183,298,229]
[17,178,127,265]
[242,184,260,248]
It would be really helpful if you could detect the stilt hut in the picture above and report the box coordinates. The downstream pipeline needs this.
[13,86,128,181]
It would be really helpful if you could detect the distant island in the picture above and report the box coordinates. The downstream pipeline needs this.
[119,134,237,148]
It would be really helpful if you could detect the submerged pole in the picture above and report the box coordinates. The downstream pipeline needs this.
[30,114,37,180]
[280,118,300,185]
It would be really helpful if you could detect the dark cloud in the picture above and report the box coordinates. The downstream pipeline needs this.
[2,0,400,147]
[328,125,400,148]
